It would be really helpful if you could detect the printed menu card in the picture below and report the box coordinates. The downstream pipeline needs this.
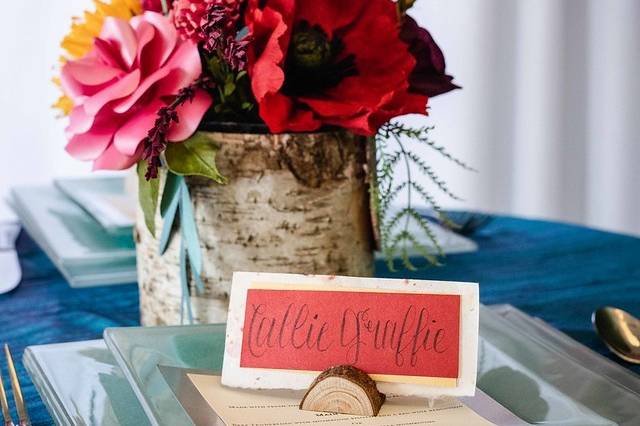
[189,374,496,426]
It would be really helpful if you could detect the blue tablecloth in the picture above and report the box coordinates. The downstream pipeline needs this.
[2,215,639,425]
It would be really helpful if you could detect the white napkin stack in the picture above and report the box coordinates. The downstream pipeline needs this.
[0,201,21,294]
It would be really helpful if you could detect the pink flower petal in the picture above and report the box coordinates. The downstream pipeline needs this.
[92,143,142,171]
[153,69,187,97]
[93,38,126,70]
[65,126,115,161]
[138,12,177,66]
[60,63,87,102]
[64,60,122,86]
[113,41,201,114]
[61,13,207,171]
[83,69,141,116]
[163,40,202,81]
[100,17,138,69]
[113,99,164,155]
[132,20,156,68]
[65,105,95,137]
[167,90,212,141]
[111,67,171,113]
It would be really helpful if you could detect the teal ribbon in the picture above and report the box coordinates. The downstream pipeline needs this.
[158,172,204,324]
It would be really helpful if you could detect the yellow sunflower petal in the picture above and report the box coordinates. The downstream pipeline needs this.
[53,95,74,116]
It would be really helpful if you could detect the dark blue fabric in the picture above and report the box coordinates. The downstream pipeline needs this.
[1,215,639,425]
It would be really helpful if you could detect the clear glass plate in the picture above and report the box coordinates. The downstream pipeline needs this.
[484,305,640,425]
[104,325,226,426]
[104,307,636,426]
[10,185,136,287]
[27,307,639,425]
[23,340,150,426]
[54,176,135,235]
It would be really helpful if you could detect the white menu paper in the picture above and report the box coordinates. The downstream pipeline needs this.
[188,374,497,426]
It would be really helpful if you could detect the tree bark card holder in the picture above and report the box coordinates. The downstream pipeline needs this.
[221,272,479,415]
[300,365,386,416]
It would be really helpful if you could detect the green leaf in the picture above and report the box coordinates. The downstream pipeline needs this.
[165,132,227,183]
[223,81,236,97]
[137,161,160,237]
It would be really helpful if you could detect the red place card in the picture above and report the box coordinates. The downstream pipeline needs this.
[222,273,479,397]
[241,289,460,382]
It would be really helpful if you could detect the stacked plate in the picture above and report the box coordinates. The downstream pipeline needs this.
[24,305,640,426]
[10,177,137,287]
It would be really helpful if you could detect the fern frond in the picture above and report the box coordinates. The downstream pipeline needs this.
[405,151,463,201]
[373,121,471,269]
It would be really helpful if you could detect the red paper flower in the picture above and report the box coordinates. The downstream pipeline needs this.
[172,0,240,42]
[245,0,429,135]
[400,16,459,97]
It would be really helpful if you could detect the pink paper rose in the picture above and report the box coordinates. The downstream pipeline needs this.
[61,11,211,170]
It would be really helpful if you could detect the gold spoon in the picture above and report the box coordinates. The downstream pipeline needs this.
[592,306,640,364]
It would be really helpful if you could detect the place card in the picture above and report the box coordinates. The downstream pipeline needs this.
[221,272,479,397]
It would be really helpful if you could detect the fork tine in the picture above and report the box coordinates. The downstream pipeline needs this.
[0,365,13,426]
[4,346,28,426]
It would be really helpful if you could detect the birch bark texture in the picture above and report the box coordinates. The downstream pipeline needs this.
[136,130,375,326]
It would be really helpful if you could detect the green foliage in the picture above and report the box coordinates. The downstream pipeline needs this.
[373,122,474,271]
[137,160,160,236]
[205,55,257,121]
[164,132,227,183]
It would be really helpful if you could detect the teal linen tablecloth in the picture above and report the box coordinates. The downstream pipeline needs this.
[1,214,639,425]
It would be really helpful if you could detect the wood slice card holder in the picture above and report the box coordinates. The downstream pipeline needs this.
[299,365,386,417]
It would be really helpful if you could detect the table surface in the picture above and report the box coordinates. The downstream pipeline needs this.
[1,214,639,425]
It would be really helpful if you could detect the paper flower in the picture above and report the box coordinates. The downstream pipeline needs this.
[399,16,459,97]
[54,0,144,115]
[172,0,241,42]
[61,0,143,59]
[61,12,211,170]
[142,0,175,12]
[245,0,429,135]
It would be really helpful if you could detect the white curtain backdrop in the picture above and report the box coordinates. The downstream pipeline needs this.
[0,0,638,235]
[0,1,95,200]
[410,0,640,236]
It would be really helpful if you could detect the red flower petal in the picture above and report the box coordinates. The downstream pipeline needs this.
[247,2,293,102]
[246,0,429,135]
[260,92,321,133]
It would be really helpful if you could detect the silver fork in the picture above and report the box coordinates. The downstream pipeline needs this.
[3,345,29,426]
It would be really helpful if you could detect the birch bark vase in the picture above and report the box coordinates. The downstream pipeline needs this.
[136,129,375,326]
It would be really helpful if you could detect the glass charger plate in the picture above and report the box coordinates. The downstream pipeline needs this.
[54,176,135,236]
[103,306,639,426]
[23,340,149,426]
[104,325,226,426]
[27,306,639,425]
[480,305,640,425]
[10,185,136,287]
[28,330,518,425]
